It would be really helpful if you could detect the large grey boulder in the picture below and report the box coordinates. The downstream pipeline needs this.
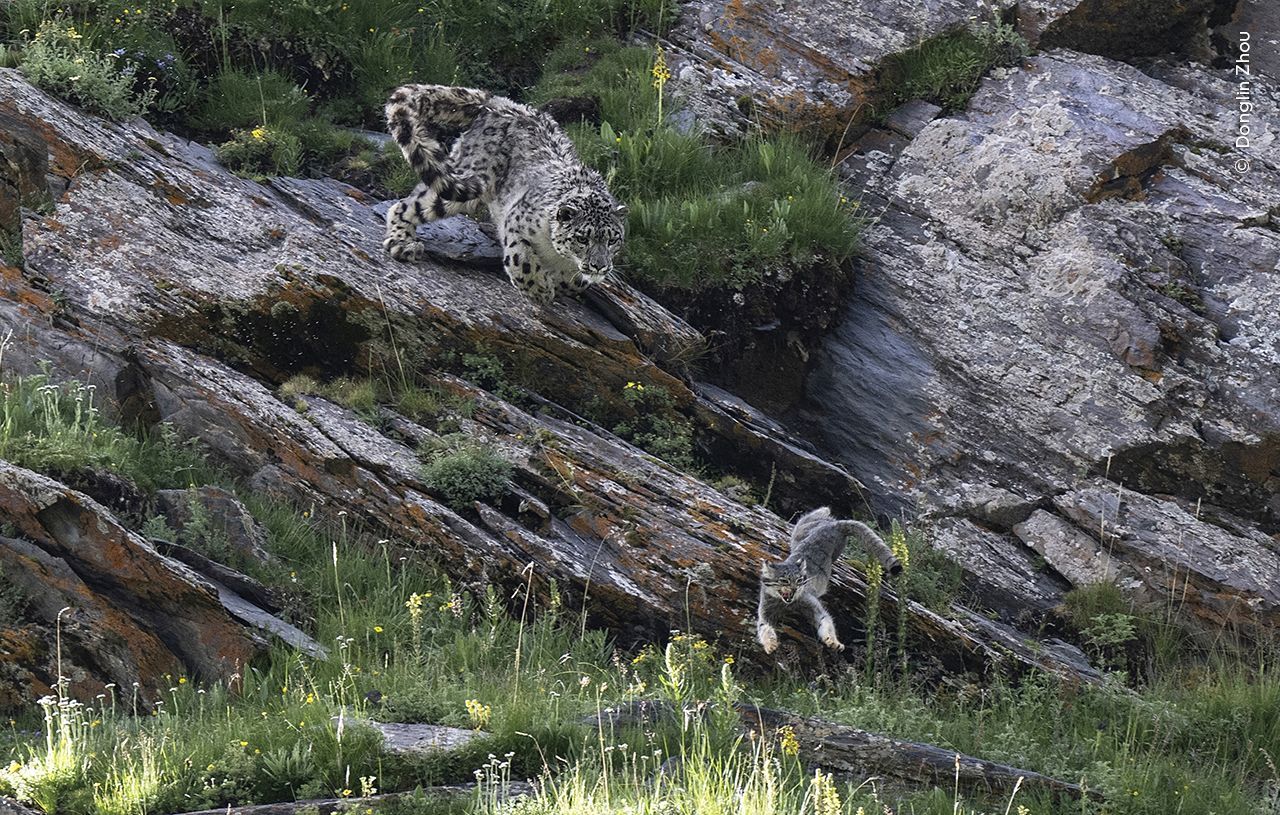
[800,44,1278,631]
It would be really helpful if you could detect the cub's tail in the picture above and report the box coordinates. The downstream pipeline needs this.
[836,520,903,576]
[385,84,490,202]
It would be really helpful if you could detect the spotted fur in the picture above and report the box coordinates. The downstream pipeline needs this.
[382,84,627,305]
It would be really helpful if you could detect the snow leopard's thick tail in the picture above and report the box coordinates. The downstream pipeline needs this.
[385,84,490,203]
[835,520,903,576]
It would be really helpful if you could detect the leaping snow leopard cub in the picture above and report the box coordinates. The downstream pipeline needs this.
[383,83,627,305]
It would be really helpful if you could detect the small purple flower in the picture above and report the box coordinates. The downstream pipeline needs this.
[111,48,126,57]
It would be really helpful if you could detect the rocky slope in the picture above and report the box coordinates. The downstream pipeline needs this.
[1,0,1276,707]
[0,64,1104,706]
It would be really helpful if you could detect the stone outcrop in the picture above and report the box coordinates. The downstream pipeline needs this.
[798,34,1278,634]
[0,462,261,705]
[2,0,1275,703]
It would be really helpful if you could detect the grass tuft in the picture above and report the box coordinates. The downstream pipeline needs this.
[420,433,512,511]
[0,368,217,493]
[877,20,1028,114]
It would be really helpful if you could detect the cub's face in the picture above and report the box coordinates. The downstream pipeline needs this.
[548,189,626,282]
[761,561,808,604]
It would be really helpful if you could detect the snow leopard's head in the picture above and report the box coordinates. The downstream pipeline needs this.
[549,181,627,282]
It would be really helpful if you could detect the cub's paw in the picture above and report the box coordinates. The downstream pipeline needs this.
[817,620,844,652]
[384,238,426,261]
[758,623,779,654]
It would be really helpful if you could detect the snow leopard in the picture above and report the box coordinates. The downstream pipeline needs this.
[757,508,903,654]
[383,83,627,305]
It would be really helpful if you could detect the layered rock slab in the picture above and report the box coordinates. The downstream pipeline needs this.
[0,462,260,704]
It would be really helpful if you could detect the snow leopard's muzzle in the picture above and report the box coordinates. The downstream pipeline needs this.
[583,246,615,279]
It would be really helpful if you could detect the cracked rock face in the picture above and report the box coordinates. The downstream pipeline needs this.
[661,0,1141,140]
[800,43,1278,633]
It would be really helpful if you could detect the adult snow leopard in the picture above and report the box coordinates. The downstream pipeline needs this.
[383,83,627,305]
[757,508,903,654]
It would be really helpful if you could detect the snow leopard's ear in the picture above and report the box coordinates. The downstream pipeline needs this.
[555,204,579,222]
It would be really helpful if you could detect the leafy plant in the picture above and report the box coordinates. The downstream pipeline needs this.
[216,125,304,178]
[612,380,697,471]
[19,19,156,120]
[420,433,512,510]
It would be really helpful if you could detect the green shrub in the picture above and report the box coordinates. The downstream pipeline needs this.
[420,433,512,510]
[215,125,304,178]
[93,17,198,117]
[0,227,22,269]
[141,487,248,569]
[0,563,30,623]
[878,21,1028,113]
[188,68,310,135]
[19,19,156,120]
[612,381,696,471]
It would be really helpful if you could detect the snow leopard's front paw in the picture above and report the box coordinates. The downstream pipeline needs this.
[758,623,779,654]
[817,619,844,652]
[384,238,426,261]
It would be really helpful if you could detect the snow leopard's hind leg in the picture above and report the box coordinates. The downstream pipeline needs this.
[383,184,478,261]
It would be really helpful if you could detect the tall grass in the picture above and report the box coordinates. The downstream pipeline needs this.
[0,368,216,491]
[533,40,863,292]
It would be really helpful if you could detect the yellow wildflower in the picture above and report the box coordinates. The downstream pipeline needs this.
[464,698,492,729]
[251,127,268,141]
[778,725,800,757]
[889,524,910,573]
[650,46,671,90]
[809,769,841,815]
